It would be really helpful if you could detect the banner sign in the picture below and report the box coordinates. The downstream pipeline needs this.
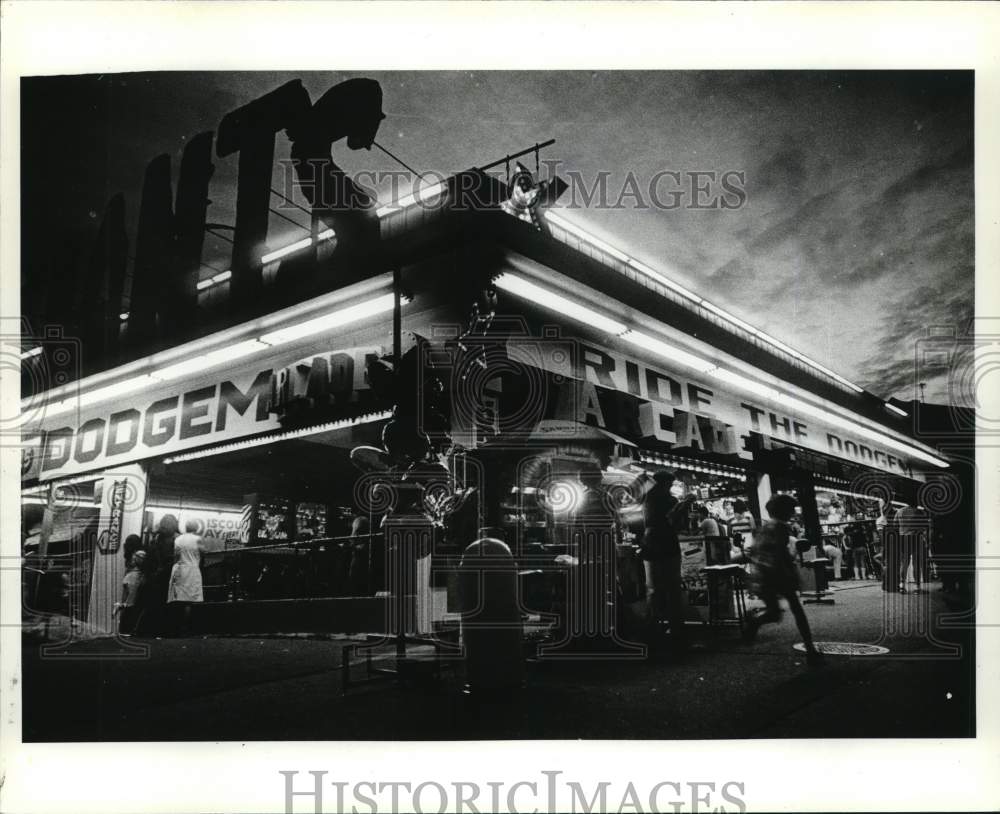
[26,346,381,482]
[145,506,246,553]
[495,338,919,478]
[97,479,127,554]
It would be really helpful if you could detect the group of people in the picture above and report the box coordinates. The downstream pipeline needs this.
[114,514,205,637]
[638,471,822,665]
[880,501,933,594]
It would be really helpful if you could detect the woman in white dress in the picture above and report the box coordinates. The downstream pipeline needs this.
[167,519,205,634]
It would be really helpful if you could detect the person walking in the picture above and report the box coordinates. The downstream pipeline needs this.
[166,519,205,635]
[743,494,823,666]
[639,471,695,650]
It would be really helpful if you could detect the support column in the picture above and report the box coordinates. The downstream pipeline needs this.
[87,464,148,634]
[797,472,822,553]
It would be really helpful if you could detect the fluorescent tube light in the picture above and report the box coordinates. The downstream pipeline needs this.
[494,273,628,336]
[708,367,780,401]
[211,270,232,284]
[620,330,718,374]
[376,182,446,217]
[258,293,397,346]
[261,236,313,265]
[885,403,908,417]
[152,339,269,381]
[196,278,214,291]
[317,229,335,241]
[76,375,157,409]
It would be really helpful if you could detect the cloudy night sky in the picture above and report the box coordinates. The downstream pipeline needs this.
[21,70,973,403]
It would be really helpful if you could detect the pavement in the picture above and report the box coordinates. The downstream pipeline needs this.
[20,579,975,741]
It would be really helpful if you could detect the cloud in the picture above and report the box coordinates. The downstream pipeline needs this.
[753,144,809,196]
[857,272,974,399]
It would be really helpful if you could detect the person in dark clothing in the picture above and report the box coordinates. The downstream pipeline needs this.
[879,501,902,593]
[743,494,823,666]
[139,514,179,635]
[640,470,695,649]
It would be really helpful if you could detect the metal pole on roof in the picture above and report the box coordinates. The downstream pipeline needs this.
[392,267,402,371]
[391,263,404,664]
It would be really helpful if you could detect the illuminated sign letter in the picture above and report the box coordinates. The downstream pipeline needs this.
[107,409,141,456]
[217,370,273,430]
[74,418,106,463]
[41,427,73,472]
[143,397,179,447]
[180,385,217,440]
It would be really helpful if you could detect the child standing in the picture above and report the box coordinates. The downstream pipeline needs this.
[114,549,146,636]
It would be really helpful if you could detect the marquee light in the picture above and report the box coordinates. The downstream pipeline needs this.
[619,330,718,375]
[152,339,269,381]
[261,236,314,265]
[76,376,157,408]
[258,292,398,346]
[375,181,446,218]
[494,273,629,336]
[544,211,868,395]
[30,292,399,417]
[162,410,393,464]
[503,275,949,470]
[193,230,335,293]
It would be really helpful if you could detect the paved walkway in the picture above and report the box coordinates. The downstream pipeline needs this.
[20,581,975,741]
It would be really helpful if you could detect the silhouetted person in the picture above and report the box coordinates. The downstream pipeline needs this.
[144,514,179,635]
[897,501,929,592]
[743,494,823,666]
[640,470,695,650]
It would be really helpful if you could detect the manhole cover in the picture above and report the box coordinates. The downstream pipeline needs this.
[793,642,889,656]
